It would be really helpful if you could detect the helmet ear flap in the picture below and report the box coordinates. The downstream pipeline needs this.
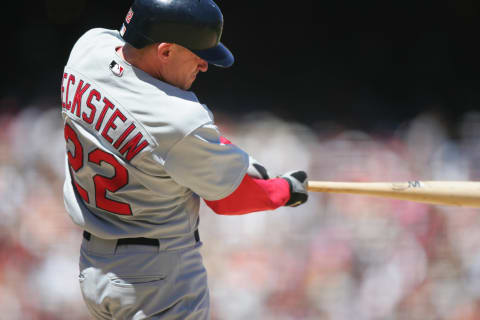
[120,0,234,67]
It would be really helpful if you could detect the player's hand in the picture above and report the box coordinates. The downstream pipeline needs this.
[281,171,308,207]
[247,155,270,179]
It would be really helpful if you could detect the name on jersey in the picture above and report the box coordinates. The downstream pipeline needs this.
[61,72,150,162]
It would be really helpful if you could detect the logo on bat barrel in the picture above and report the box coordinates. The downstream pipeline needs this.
[392,180,422,191]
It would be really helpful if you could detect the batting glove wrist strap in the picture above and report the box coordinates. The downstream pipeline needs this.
[247,155,271,180]
[281,170,308,207]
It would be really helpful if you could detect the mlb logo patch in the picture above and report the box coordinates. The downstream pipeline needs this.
[109,60,124,77]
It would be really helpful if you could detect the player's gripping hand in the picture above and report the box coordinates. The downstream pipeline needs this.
[247,155,271,179]
[281,171,308,207]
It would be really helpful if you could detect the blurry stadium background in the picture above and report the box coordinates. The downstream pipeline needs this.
[2,1,480,319]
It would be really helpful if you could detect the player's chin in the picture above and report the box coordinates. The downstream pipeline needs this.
[182,82,193,90]
[184,78,196,90]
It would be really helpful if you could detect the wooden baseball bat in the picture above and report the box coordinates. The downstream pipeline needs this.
[307,180,480,207]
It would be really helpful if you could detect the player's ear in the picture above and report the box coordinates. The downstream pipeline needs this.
[156,43,173,62]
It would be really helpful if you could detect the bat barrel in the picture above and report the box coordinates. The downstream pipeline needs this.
[307,181,480,208]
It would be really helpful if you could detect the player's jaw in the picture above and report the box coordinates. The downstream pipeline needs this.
[164,44,209,90]
[187,62,208,89]
[182,56,208,90]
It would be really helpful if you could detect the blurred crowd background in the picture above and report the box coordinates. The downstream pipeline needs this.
[2,106,480,319]
[4,0,480,319]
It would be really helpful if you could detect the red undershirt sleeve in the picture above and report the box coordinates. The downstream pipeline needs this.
[204,174,290,215]
[219,136,233,145]
[204,136,290,215]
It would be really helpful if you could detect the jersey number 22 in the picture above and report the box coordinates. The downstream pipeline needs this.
[64,123,133,215]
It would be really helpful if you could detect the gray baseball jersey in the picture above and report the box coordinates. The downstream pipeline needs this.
[61,28,248,240]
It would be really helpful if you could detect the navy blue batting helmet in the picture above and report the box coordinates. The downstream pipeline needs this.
[120,0,234,68]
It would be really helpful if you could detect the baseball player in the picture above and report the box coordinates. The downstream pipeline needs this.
[61,0,308,319]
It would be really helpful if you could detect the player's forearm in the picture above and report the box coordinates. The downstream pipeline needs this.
[204,174,290,215]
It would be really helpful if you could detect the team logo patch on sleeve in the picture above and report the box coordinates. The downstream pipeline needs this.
[109,60,124,77]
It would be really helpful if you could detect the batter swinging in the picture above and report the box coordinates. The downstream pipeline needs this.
[61,0,308,319]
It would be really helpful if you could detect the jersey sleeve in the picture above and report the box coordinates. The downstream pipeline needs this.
[202,136,291,215]
[163,123,249,200]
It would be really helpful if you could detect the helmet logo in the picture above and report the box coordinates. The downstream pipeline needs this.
[125,8,134,24]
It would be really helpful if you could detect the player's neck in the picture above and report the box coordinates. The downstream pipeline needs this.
[117,45,164,82]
